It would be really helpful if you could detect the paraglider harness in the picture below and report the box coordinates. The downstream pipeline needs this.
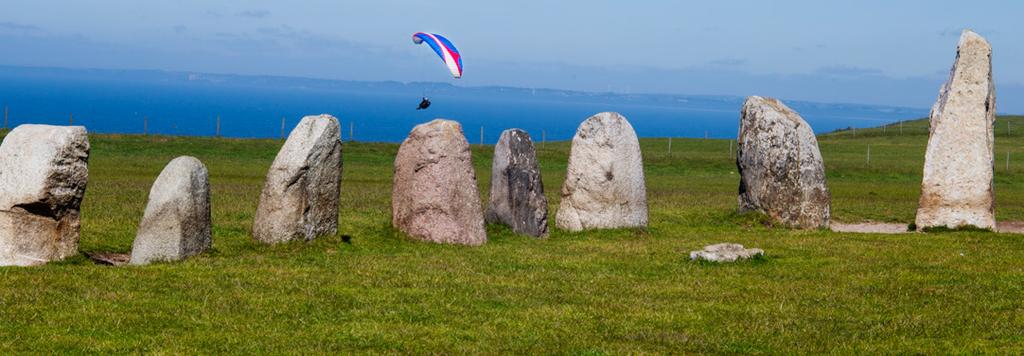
[417,97,431,110]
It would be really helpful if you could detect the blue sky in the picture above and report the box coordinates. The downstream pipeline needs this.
[1,0,1022,111]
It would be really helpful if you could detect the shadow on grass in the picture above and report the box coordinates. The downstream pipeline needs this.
[912,223,995,234]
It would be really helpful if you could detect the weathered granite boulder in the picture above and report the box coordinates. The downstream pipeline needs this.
[253,114,342,244]
[486,129,548,237]
[0,124,89,266]
[130,156,211,265]
[690,243,764,263]
[915,30,996,231]
[555,112,648,231]
[392,119,486,245]
[736,96,830,229]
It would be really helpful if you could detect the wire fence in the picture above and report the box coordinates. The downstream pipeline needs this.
[1,104,1019,174]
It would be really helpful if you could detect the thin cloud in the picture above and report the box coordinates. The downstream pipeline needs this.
[816,65,884,77]
[0,22,44,35]
[237,10,270,19]
[708,58,747,67]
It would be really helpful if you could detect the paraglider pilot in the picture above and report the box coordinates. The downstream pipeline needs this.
[417,97,431,110]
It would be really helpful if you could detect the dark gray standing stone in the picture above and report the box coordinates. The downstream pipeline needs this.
[392,119,486,245]
[486,129,548,237]
[915,30,996,231]
[0,124,90,266]
[737,96,830,229]
[555,112,648,231]
[253,114,342,244]
[130,156,211,265]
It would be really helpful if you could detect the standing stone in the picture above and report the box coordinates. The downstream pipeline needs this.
[253,114,342,244]
[736,96,830,229]
[130,156,211,265]
[486,129,548,237]
[916,30,996,231]
[0,125,89,266]
[555,112,648,231]
[392,119,486,245]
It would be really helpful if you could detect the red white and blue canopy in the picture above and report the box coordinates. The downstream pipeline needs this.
[412,32,463,79]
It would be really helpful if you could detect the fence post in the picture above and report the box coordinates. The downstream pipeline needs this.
[541,130,546,148]
[866,144,871,166]
[280,117,285,140]
[349,121,354,142]
[143,116,148,135]
[899,120,903,136]
[667,137,672,156]
[215,115,221,137]
[704,131,708,140]
[480,126,483,146]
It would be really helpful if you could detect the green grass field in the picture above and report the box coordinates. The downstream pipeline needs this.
[2,116,1024,353]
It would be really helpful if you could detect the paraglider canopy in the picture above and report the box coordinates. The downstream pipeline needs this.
[412,32,463,79]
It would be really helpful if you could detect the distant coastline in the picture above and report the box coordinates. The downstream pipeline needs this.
[0,65,930,142]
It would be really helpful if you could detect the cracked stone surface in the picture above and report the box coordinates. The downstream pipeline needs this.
[737,96,830,229]
[253,114,342,244]
[0,124,90,266]
[486,129,548,237]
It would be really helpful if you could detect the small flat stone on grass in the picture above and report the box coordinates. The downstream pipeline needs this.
[831,222,910,234]
[86,252,130,266]
[996,222,1024,234]
[690,243,764,263]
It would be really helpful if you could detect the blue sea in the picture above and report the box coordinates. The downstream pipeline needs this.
[0,66,928,143]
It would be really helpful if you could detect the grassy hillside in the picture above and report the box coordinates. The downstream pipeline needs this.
[1,116,1024,353]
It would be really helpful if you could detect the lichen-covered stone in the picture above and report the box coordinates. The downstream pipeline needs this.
[253,114,342,243]
[737,96,830,229]
[555,112,648,231]
[130,156,211,265]
[486,129,548,237]
[690,243,764,263]
[915,30,996,231]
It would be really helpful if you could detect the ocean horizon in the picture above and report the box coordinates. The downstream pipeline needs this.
[0,65,930,143]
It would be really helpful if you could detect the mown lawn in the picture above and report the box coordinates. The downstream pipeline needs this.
[1,116,1023,353]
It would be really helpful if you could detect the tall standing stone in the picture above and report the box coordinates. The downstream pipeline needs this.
[555,112,648,231]
[253,114,342,244]
[392,119,486,245]
[916,30,996,231]
[736,96,830,229]
[486,129,548,237]
[0,125,89,266]
[130,156,211,265]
